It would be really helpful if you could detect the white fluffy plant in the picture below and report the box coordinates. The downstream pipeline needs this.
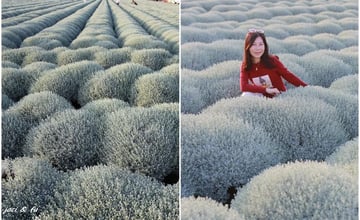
[131,48,172,71]
[181,60,241,114]
[37,165,179,220]
[232,161,358,220]
[2,68,32,101]
[282,86,358,139]
[326,137,358,177]
[102,103,179,181]
[132,66,179,107]
[329,74,358,96]
[2,157,63,220]
[25,109,103,171]
[203,96,348,162]
[30,61,104,105]
[181,113,285,203]
[298,53,353,87]
[181,197,244,220]
[2,92,73,159]
[77,63,153,106]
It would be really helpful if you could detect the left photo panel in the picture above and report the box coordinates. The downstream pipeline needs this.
[1,0,179,219]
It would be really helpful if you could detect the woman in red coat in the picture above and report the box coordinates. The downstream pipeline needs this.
[240,28,307,98]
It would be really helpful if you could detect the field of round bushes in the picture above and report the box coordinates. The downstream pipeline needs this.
[2,0,179,219]
[181,0,358,219]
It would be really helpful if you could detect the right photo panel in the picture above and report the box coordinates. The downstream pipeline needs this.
[180,0,358,219]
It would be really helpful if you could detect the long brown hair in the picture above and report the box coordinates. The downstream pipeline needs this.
[241,32,275,72]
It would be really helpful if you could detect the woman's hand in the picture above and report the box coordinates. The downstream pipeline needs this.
[265,87,281,95]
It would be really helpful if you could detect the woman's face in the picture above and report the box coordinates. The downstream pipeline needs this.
[249,36,265,60]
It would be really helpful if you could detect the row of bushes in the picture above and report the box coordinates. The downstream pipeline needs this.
[2,1,81,27]
[181,0,356,26]
[182,87,357,202]
[182,18,355,43]
[3,43,176,69]
[108,0,174,53]
[20,0,100,50]
[3,59,178,106]
[133,0,179,27]
[118,1,179,54]
[2,95,179,180]
[181,57,357,114]
[2,157,179,220]
[182,38,357,71]
[70,0,120,50]
[182,138,358,219]
[2,0,94,48]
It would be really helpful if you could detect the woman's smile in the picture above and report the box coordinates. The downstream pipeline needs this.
[250,36,265,59]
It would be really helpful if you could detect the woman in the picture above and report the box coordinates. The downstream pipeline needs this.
[240,28,307,98]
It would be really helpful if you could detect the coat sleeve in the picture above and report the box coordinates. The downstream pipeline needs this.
[273,56,307,87]
[240,65,267,94]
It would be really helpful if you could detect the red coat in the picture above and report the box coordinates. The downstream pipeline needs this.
[240,55,307,97]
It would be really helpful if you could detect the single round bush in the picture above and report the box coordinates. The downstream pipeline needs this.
[326,136,358,175]
[22,62,57,84]
[181,197,244,220]
[337,30,358,47]
[283,38,318,56]
[181,60,242,113]
[309,49,358,74]
[329,74,358,96]
[93,47,133,69]
[21,37,63,50]
[133,70,179,107]
[2,92,74,158]
[131,48,172,71]
[22,50,57,66]
[315,20,343,34]
[203,96,348,162]
[183,40,243,71]
[159,63,179,75]
[30,61,104,105]
[38,165,179,220]
[77,63,153,106]
[311,33,346,50]
[2,94,14,110]
[6,91,74,123]
[26,109,102,171]
[56,49,94,66]
[299,53,353,87]
[181,113,285,203]
[282,86,358,139]
[56,46,106,66]
[2,157,63,220]
[103,104,179,180]
[2,112,34,159]
[326,137,358,166]
[123,35,169,51]
[2,47,38,65]
[2,68,32,101]
[232,161,358,220]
